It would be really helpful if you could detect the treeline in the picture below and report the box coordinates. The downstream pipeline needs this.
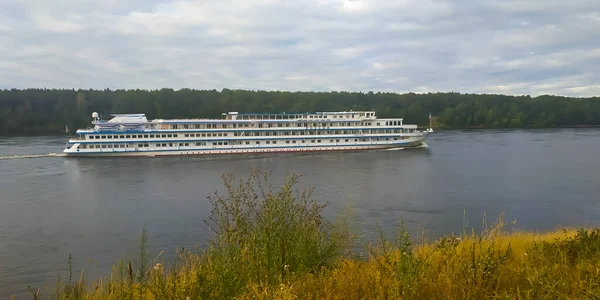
[1,88,599,135]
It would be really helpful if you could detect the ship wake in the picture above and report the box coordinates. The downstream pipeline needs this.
[0,153,66,160]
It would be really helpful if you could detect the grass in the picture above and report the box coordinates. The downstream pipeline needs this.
[23,169,600,299]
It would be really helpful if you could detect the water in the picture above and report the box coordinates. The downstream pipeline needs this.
[2,130,600,298]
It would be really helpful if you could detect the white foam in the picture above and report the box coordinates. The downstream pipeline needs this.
[385,147,405,151]
[0,153,66,160]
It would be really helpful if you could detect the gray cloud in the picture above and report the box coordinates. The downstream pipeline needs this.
[0,0,599,96]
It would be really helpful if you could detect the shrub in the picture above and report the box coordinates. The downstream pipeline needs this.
[199,169,350,298]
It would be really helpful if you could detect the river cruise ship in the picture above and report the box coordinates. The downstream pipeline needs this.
[63,111,430,157]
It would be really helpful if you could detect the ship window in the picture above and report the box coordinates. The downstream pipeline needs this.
[310,140,314,143]
[266,141,270,144]
[245,141,250,144]
[173,134,178,137]
[272,141,277,144]
[292,140,296,143]
[144,135,148,138]
[223,142,228,145]
[218,133,222,137]
[89,136,94,139]
[286,140,290,144]
[169,143,173,147]
[167,134,172,138]
[81,144,87,149]
[100,135,106,139]
[108,135,113,139]
[125,135,130,138]
[149,135,154,138]
[118,135,123,138]
[162,143,167,147]
[213,142,217,145]
[101,145,106,148]
[179,143,184,146]
[185,143,189,146]
[161,134,165,138]
[345,139,349,142]
[196,142,202,146]
[202,134,206,137]
[218,142,223,145]
[144,143,149,147]
[329,139,333,142]
[256,141,260,144]
[184,134,189,137]
[336,139,340,142]
[156,143,161,147]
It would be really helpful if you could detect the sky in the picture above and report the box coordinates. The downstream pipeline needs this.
[0,0,599,97]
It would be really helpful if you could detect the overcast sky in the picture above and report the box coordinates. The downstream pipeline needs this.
[0,0,599,96]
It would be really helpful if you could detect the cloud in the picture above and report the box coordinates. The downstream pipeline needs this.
[0,0,599,96]
[34,14,83,33]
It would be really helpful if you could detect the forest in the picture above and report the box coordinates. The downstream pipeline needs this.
[0,88,599,135]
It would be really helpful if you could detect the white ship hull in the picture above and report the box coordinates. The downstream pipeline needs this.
[64,139,425,157]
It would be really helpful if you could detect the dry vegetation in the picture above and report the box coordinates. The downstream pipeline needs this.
[24,170,600,300]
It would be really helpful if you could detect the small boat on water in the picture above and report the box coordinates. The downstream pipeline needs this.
[63,111,432,157]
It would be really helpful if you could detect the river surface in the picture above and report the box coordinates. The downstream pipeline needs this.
[1,130,600,298]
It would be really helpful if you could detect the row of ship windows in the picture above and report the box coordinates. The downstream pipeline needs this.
[169,120,403,129]
[89,133,180,139]
[231,129,406,136]
[86,129,413,139]
[231,113,367,120]
[78,137,406,149]
[172,121,371,129]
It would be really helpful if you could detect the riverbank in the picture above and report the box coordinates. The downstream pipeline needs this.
[20,170,599,300]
